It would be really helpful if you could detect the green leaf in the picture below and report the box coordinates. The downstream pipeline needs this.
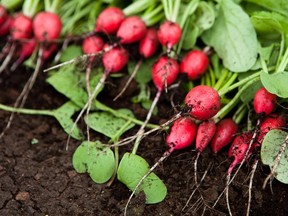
[127,58,154,84]
[261,130,288,184]
[195,1,215,32]
[47,66,103,107]
[181,19,199,50]
[240,80,262,103]
[72,141,115,184]
[53,101,84,140]
[260,71,288,98]
[60,45,83,62]
[202,0,258,72]
[243,0,288,17]
[85,109,135,141]
[117,153,167,204]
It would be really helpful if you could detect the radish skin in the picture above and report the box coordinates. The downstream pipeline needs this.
[11,13,33,39]
[195,120,216,153]
[157,20,182,50]
[139,28,159,58]
[253,87,277,116]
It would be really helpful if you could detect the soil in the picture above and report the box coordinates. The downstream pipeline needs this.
[0,66,288,216]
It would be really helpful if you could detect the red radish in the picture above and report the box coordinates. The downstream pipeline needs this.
[152,56,179,91]
[227,133,253,174]
[102,46,129,73]
[117,16,146,44]
[253,87,277,116]
[33,11,62,41]
[195,120,216,153]
[11,13,33,39]
[139,28,159,58]
[42,43,58,61]
[0,5,8,26]
[256,114,286,145]
[180,50,209,80]
[95,7,125,34]
[185,85,221,121]
[11,38,37,71]
[166,117,198,150]
[82,35,104,54]
[0,15,13,37]
[124,116,197,214]
[157,20,182,50]
[210,118,238,154]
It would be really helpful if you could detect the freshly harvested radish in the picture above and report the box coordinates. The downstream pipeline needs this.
[33,11,62,41]
[102,46,129,73]
[95,7,125,34]
[253,87,277,116]
[185,85,221,121]
[195,120,217,153]
[256,114,285,145]
[11,13,33,39]
[210,118,238,153]
[124,116,197,215]
[0,15,13,37]
[11,38,37,71]
[82,35,104,55]
[180,50,209,80]
[139,28,159,58]
[157,20,182,50]
[117,16,146,44]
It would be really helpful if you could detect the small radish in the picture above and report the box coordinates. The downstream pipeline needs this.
[256,114,286,145]
[11,13,33,39]
[139,28,159,58]
[210,118,238,154]
[33,11,62,41]
[124,116,197,214]
[102,46,129,73]
[253,87,277,116]
[180,50,209,80]
[185,85,221,121]
[11,38,37,71]
[0,15,13,37]
[42,43,58,61]
[157,20,182,50]
[82,35,104,54]
[117,16,147,44]
[228,133,253,174]
[0,5,8,26]
[95,7,125,34]
[152,56,179,91]
[195,120,217,153]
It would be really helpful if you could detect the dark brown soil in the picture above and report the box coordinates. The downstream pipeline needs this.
[0,67,288,216]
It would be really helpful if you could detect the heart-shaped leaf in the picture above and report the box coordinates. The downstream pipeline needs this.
[117,153,167,204]
[72,141,115,184]
[261,129,288,184]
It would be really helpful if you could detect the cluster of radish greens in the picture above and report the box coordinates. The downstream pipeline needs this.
[1,0,288,215]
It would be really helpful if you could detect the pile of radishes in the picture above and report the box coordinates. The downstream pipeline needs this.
[1,2,288,215]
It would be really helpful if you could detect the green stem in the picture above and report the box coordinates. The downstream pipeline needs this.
[275,33,285,71]
[209,67,216,87]
[218,73,238,93]
[218,71,260,96]
[179,0,199,29]
[277,46,288,73]
[141,4,164,26]
[232,103,247,125]
[213,68,229,91]
[0,103,54,116]
[213,77,260,122]
[23,0,41,17]
[171,0,181,23]
[123,0,155,16]
[162,0,171,20]
[95,100,158,129]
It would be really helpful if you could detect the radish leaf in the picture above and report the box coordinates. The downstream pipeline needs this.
[117,153,167,204]
[261,130,288,184]
[202,0,257,72]
[260,71,288,98]
[72,141,115,184]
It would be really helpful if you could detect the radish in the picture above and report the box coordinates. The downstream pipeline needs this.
[95,7,125,35]
[253,87,277,116]
[117,16,147,44]
[11,13,33,39]
[210,118,238,154]
[139,28,159,58]
[185,85,221,121]
[124,116,197,215]
[180,50,209,80]
[11,38,37,71]
[33,11,62,41]
[195,120,217,153]
[82,35,104,55]
[256,114,286,145]
[0,15,13,37]
[157,20,182,51]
